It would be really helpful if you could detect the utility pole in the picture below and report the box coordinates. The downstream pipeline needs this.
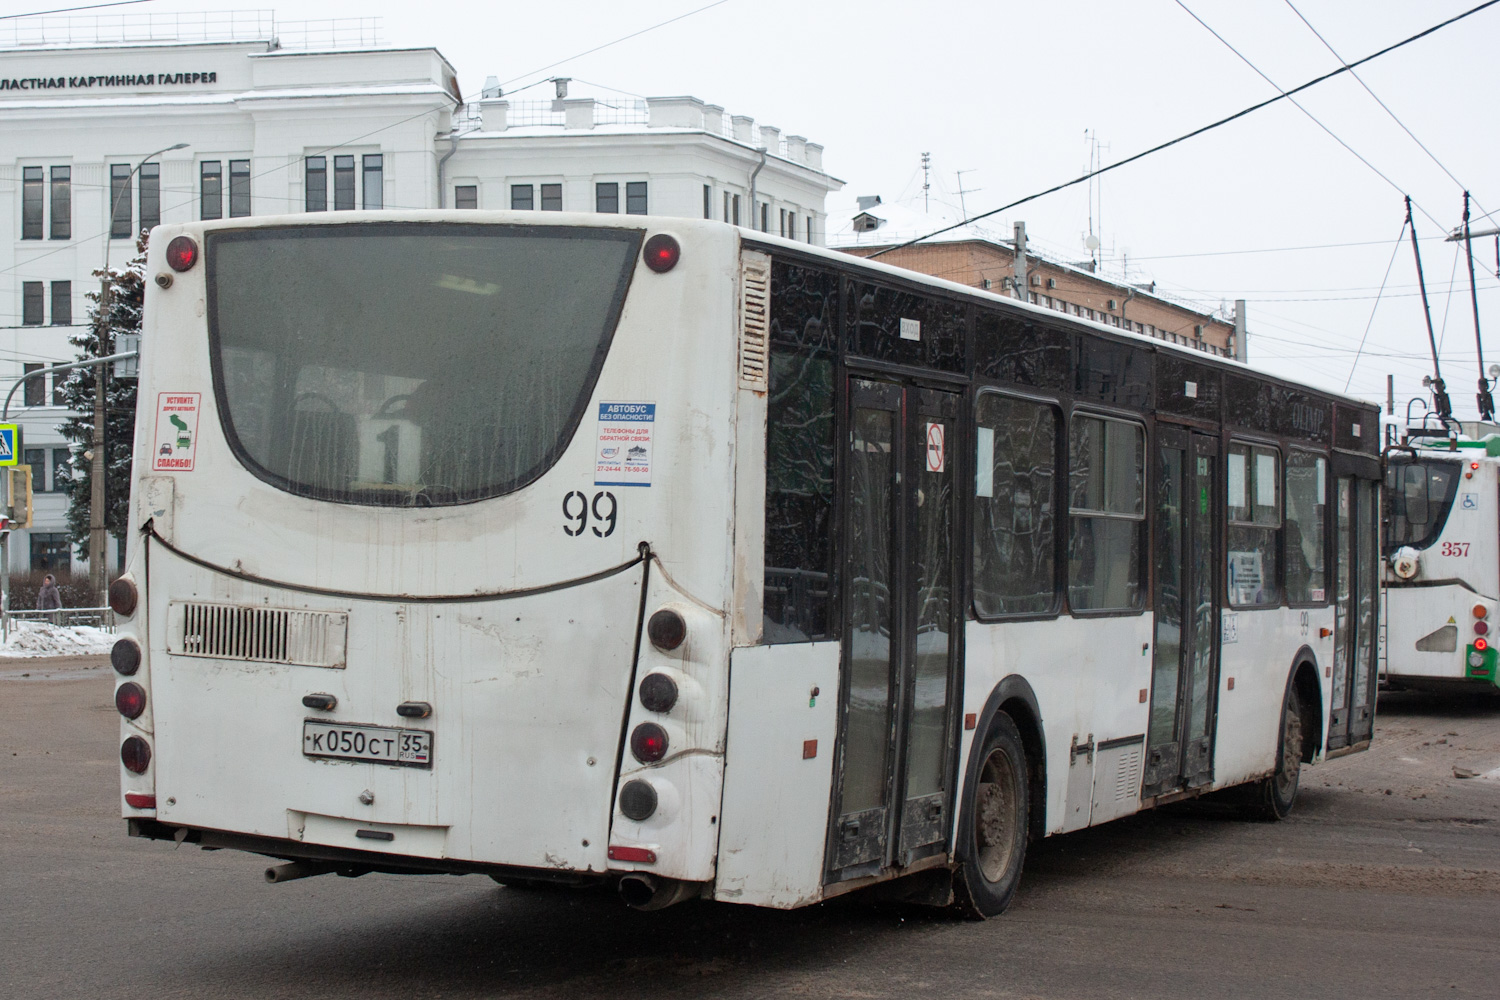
[1013,222,1028,302]
[921,152,931,213]
[955,169,979,219]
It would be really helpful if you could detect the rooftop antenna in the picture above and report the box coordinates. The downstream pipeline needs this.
[956,168,980,219]
[1462,192,1496,420]
[921,152,932,213]
[1407,195,1453,425]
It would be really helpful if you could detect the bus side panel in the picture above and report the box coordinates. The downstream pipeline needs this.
[962,617,1153,837]
[713,642,839,908]
[1386,583,1490,681]
[1214,606,1332,781]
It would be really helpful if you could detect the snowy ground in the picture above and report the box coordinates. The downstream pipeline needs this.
[0,620,115,657]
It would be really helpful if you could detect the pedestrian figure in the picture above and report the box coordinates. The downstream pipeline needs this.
[36,573,62,625]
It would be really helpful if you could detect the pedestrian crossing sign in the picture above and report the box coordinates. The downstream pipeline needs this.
[0,424,17,467]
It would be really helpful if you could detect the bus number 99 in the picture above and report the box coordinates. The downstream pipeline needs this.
[563,490,618,538]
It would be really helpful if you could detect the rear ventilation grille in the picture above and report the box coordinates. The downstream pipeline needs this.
[168,602,348,669]
[739,250,770,391]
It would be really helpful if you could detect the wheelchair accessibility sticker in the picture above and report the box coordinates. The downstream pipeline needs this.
[1462,493,1479,510]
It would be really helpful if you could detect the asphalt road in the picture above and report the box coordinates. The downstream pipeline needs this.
[4,661,1499,1000]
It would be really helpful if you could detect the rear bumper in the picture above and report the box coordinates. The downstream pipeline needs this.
[128,818,610,886]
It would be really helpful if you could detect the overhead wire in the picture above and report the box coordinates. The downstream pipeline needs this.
[868,0,1500,259]
[1344,221,1408,390]
[0,0,154,20]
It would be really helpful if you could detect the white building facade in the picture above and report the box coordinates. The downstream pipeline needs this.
[0,17,841,575]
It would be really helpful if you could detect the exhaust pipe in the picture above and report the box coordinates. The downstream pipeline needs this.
[264,861,336,884]
[617,873,699,911]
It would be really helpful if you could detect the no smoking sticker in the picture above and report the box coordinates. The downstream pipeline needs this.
[925,422,945,473]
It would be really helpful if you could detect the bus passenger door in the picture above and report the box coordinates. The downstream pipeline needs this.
[1143,429,1220,797]
[1329,476,1379,749]
[828,378,960,879]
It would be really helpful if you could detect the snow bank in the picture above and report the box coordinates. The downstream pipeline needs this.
[0,620,115,657]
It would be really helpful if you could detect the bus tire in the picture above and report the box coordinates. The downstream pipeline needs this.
[1244,683,1304,821]
[953,712,1029,919]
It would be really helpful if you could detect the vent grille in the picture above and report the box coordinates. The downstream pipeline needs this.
[739,250,770,390]
[1113,746,1143,803]
[169,602,347,668]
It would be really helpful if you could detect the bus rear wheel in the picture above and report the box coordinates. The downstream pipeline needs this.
[954,712,1029,919]
[1244,684,1304,821]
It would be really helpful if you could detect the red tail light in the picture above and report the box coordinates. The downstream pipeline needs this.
[642,234,680,273]
[115,682,146,720]
[108,576,138,618]
[1475,637,1489,651]
[125,792,156,809]
[165,236,198,272]
[630,722,668,763]
[121,737,151,774]
[111,637,141,675]
[647,609,686,651]
[608,846,657,864]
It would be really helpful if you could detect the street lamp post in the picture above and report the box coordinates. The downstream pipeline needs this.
[89,142,187,606]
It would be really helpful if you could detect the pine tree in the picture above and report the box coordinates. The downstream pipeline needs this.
[58,233,145,564]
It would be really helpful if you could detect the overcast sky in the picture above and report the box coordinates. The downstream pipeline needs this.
[13,0,1497,417]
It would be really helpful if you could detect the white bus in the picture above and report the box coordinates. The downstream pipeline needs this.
[112,211,1381,917]
[1383,426,1500,693]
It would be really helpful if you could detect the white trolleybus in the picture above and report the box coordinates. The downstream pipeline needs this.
[1383,422,1500,693]
[112,211,1381,916]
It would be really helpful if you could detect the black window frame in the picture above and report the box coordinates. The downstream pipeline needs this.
[52,449,69,492]
[23,364,45,406]
[229,159,251,218]
[139,162,161,231]
[1284,446,1330,608]
[22,166,44,239]
[454,185,478,210]
[110,163,133,238]
[50,166,71,240]
[22,282,44,326]
[362,154,382,210]
[625,181,647,215]
[200,161,223,221]
[1226,437,1284,609]
[971,386,1065,622]
[511,184,534,211]
[540,183,562,212]
[703,184,711,219]
[24,449,45,491]
[333,155,356,211]
[305,156,327,212]
[50,281,71,326]
[595,182,619,214]
[1065,408,1148,617]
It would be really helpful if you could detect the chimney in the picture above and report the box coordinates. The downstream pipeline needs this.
[759,125,781,152]
[856,195,883,211]
[563,98,595,130]
[785,134,807,164]
[480,98,508,132]
[731,114,755,143]
[481,75,501,99]
[646,96,705,128]
[804,142,824,171]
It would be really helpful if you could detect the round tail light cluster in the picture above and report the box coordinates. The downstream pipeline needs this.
[120,736,151,774]
[165,236,199,272]
[108,577,138,618]
[630,722,668,763]
[647,609,686,652]
[638,672,679,713]
[115,682,147,720]
[619,779,658,821]
[642,234,680,273]
[111,637,141,675]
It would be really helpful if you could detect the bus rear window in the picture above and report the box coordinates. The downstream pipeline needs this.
[1384,458,1459,552]
[206,223,640,505]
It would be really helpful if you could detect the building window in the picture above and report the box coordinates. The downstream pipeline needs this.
[362,154,382,210]
[50,166,71,240]
[511,184,534,210]
[30,532,70,572]
[51,281,70,326]
[1227,443,1282,606]
[974,392,1060,617]
[110,163,133,238]
[200,161,222,220]
[779,208,786,237]
[52,370,66,405]
[733,194,741,226]
[1068,414,1145,612]
[24,449,44,491]
[334,155,356,210]
[22,282,43,326]
[596,182,618,213]
[703,184,711,219]
[624,181,647,215]
[723,190,730,222]
[229,159,251,217]
[52,449,69,491]
[806,215,813,243]
[23,365,44,406]
[22,166,44,239]
[540,183,562,211]
[454,185,477,209]
[139,163,160,232]
[788,212,796,239]
[305,156,327,212]
[760,202,769,232]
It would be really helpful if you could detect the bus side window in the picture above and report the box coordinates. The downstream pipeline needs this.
[1227,443,1282,607]
[1067,414,1145,612]
[1285,452,1326,604]
[973,392,1059,617]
